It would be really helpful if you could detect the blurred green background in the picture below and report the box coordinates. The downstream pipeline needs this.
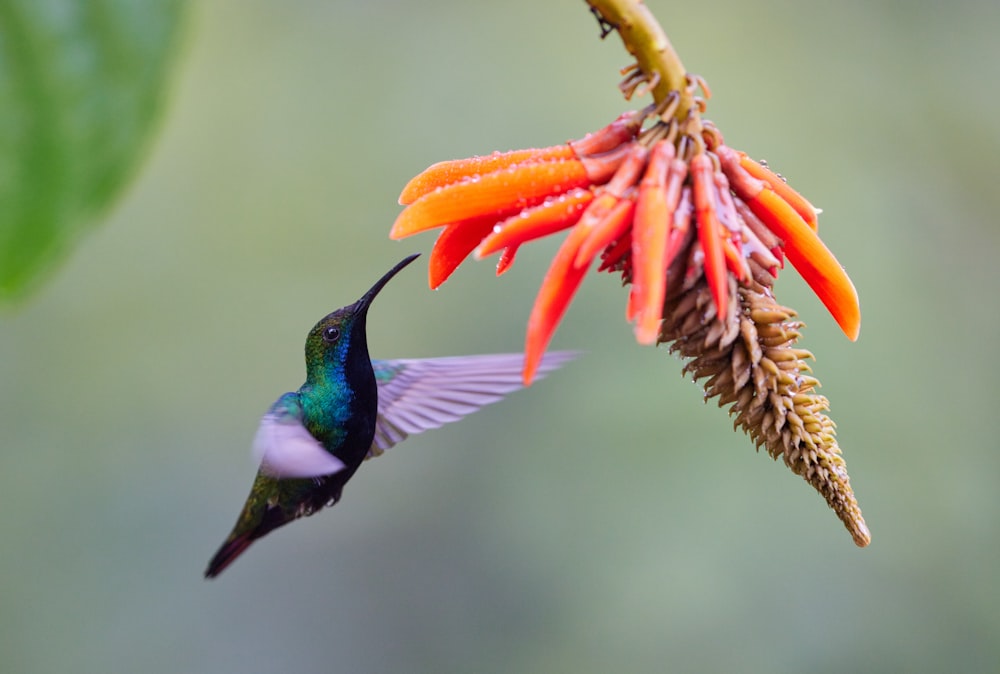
[2,1,999,672]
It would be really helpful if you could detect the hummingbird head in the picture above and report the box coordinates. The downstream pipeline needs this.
[304,254,420,380]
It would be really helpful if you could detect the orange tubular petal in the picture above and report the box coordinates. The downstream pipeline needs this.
[632,196,668,338]
[399,146,576,205]
[524,228,591,385]
[632,141,675,344]
[391,160,591,240]
[691,154,729,320]
[476,188,594,257]
[699,214,728,320]
[665,187,692,269]
[428,215,504,289]
[738,153,819,231]
[575,197,635,269]
[747,189,861,340]
[720,149,788,274]
[496,246,518,275]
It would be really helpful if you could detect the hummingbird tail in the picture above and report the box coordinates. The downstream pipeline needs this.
[204,533,256,579]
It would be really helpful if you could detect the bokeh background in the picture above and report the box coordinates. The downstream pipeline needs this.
[2,1,999,672]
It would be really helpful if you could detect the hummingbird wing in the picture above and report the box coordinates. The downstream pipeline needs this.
[367,351,578,457]
[251,393,347,478]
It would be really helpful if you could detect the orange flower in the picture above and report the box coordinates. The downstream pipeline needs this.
[391,109,860,385]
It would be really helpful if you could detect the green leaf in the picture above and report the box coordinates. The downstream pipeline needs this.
[0,0,187,301]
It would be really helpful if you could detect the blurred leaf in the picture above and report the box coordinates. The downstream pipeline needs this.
[0,0,186,301]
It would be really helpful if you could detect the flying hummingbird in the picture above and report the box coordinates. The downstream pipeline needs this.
[205,254,575,578]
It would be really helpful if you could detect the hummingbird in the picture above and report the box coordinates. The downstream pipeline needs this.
[205,253,576,578]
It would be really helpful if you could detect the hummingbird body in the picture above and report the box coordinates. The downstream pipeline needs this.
[205,254,575,578]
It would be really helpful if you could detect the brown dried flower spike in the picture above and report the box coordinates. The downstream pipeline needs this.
[390,0,870,547]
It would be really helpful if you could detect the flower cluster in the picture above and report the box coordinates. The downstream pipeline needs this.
[390,107,860,385]
[389,0,869,547]
[391,99,869,547]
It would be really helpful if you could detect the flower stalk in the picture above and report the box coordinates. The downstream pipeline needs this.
[587,0,692,118]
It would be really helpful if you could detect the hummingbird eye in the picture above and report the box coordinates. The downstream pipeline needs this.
[322,326,340,343]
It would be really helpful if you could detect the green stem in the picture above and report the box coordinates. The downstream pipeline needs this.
[586,0,694,121]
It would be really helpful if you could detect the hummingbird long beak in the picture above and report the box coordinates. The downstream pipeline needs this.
[355,253,420,313]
